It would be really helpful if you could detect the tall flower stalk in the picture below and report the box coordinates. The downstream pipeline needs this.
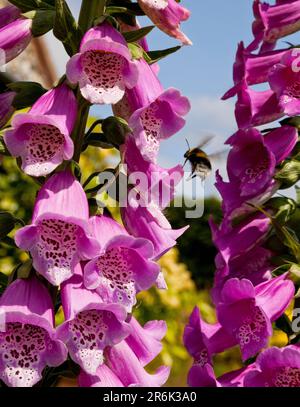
[0,0,191,387]
[184,0,300,388]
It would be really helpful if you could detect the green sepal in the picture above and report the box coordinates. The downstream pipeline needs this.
[23,9,55,36]
[8,81,46,110]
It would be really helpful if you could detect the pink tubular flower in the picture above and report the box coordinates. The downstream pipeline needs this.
[15,171,100,286]
[113,58,164,121]
[115,58,190,162]
[66,22,138,105]
[4,84,77,177]
[212,246,273,306]
[244,346,300,386]
[0,277,67,387]
[0,4,20,29]
[0,17,32,64]
[216,171,279,222]
[216,126,298,218]
[129,87,191,162]
[137,0,192,45]
[183,307,237,387]
[227,126,298,186]
[269,48,300,115]
[247,0,300,53]
[210,212,271,266]
[121,198,188,261]
[83,215,160,312]
[235,81,283,129]
[122,135,184,209]
[125,317,166,366]
[0,91,16,128]
[217,274,294,361]
[223,42,287,100]
[78,317,170,387]
[56,265,130,375]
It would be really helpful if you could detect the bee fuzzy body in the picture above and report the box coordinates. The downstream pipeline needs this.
[184,148,212,181]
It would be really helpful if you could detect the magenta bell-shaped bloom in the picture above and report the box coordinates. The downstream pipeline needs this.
[217,274,294,361]
[66,22,138,105]
[184,307,237,387]
[247,0,300,53]
[0,277,67,387]
[56,264,130,375]
[121,200,188,260]
[129,87,190,162]
[138,0,192,45]
[212,246,273,306]
[114,58,190,163]
[269,48,300,116]
[235,81,283,129]
[0,17,32,65]
[4,84,77,177]
[113,58,164,121]
[15,171,100,286]
[216,126,298,218]
[84,215,160,312]
[244,346,300,387]
[122,136,184,209]
[0,4,20,29]
[0,91,16,129]
[223,42,287,100]
[78,317,170,387]
[210,212,271,266]
[125,317,166,367]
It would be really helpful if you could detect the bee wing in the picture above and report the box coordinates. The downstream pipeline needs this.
[196,133,216,149]
[208,149,228,164]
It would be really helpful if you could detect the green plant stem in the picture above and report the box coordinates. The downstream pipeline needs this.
[78,0,107,32]
[72,97,90,163]
[72,0,107,163]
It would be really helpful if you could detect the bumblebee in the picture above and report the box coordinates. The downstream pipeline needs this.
[184,146,212,181]
[184,136,225,181]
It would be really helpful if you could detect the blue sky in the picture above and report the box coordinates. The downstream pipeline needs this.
[45,1,282,197]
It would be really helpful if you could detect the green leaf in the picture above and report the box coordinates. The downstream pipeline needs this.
[9,0,54,12]
[145,45,181,64]
[265,197,297,225]
[53,0,82,56]
[23,9,55,36]
[0,212,21,240]
[69,160,82,182]
[123,25,154,43]
[105,6,128,15]
[280,116,300,129]
[8,81,46,110]
[107,1,144,15]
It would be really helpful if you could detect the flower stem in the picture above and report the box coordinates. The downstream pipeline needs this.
[78,0,107,32]
[72,0,107,163]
